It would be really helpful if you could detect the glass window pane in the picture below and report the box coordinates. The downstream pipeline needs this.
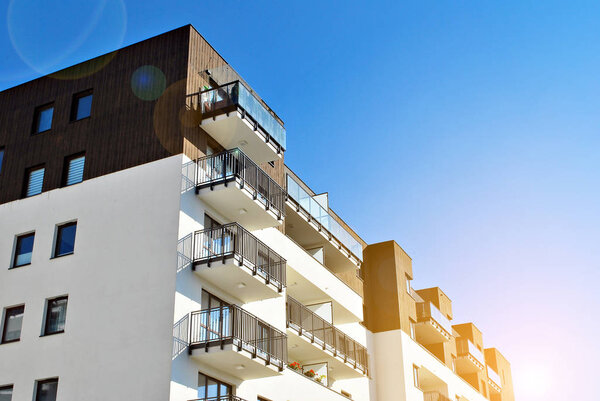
[36,379,58,401]
[65,156,85,186]
[14,233,34,267]
[0,386,13,401]
[36,107,53,133]
[2,306,24,343]
[75,94,92,120]
[56,223,77,256]
[26,167,44,197]
[0,148,4,174]
[206,378,218,398]
[197,373,206,399]
[45,298,67,335]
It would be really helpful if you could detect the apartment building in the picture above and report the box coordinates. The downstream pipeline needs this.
[0,25,514,401]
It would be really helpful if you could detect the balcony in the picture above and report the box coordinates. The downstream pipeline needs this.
[286,296,368,378]
[189,81,285,163]
[189,397,246,401]
[285,173,362,273]
[415,302,453,344]
[188,305,287,380]
[487,365,502,393]
[423,392,452,401]
[195,149,285,230]
[193,223,286,302]
[455,338,485,373]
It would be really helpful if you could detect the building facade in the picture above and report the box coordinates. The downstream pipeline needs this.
[0,25,514,401]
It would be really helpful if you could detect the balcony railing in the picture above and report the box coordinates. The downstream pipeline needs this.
[189,397,246,401]
[193,222,286,291]
[416,302,453,335]
[196,148,286,219]
[424,391,452,401]
[487,365,502,388]
[191,81,286,152]
[456,338,485,367]
[286,296,369,374]
[189,305,287,370]
[286,174,363,262]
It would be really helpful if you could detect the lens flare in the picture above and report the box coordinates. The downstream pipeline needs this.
[131,66,167,101]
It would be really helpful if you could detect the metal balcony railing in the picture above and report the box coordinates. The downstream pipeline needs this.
[193,222,286,291]
[456,338,485,367]
[286,296,369,375]
[424,391,452,401]
[416,302,454,335]
[189,397,247,401]
[196,149,286,219]
[189,305,287,370]
[187,81,286,152]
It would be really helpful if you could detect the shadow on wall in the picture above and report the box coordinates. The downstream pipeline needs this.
[178,233,193,273]
[181,160,195,194]
[173,313,189,359]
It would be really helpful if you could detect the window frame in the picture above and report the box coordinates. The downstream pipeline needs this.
[12,232,35,268]
[53,222,77,258]
[61,152,85,187]
[34,378,58,401]
[32,103,54,135]
[70,89,93,122]
[22,164,45,198]
[413,364,420,389]
[0,384,13,401]
[197,372,232,399]
[1,305,25,344]
[43,296,68,337]
[0,146,4,174]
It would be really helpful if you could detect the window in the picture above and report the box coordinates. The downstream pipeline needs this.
[0,147,4,174]
[198,373,231,399]
[62,153,85,186]
[0,385,13,401]
[71,90,93,121]
[33,104,54,134]
[23,165,45,197]
[54,222,77,257]
[413,365,420,388]
[2,305,24,343]
[406,276,411,294]
[43,297,68,336]
[35,378,58,401]
[12,232,35,267]
[409,319,416,340]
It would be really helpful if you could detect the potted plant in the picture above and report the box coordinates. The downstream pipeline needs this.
[303,369,316,378]
[288,361,301,371]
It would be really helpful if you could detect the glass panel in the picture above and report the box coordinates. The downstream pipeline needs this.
[36,107,53,133]
[56,223,77,256]
[0,386,12,401]
[26,167,45,197]
[75,94,92,120]
[0,149,4,173]
[45,298,67,335]
[14,233,34,267]
[2,306,24,342]
[197,373,207,399]
[219,383,230,396]
[205,378,218,398]
[36,380,58,401]
[66,156,85,186]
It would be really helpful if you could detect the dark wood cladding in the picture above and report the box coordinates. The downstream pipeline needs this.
[0,25,286,206]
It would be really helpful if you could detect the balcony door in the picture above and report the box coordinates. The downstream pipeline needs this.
[201,290,231,341]
[198,372,231,399]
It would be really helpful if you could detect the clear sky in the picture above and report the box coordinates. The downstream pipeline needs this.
[1,1,597,400]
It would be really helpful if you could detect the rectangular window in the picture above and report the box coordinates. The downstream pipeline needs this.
[71,90,93,121]
[198,372,231,399]
[33,104,54,134]
[2,305,24,343]
[24,166,45,197]
[62,154,85,186]
[43,297,67,336]
[13,233,35,268]
[54,222,77,257]
[0,385,13,401]
[409,319,416,340]
[413,365,420,388]
[0,147,4,174]
[35,378,58,401]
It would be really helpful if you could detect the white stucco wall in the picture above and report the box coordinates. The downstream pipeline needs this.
[0,156,182,401]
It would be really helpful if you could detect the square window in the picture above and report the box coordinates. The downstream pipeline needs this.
[35,378,58,401]
[62,153,85,186]
[54,222,77,257]
[0,147,4,174]
[71,90,92,121]
[43,297,67,336]
[33,104,54,134]
[23,166,45,197]
[13,233,35,268]
[1,306,24,343]
[0,385,13,401]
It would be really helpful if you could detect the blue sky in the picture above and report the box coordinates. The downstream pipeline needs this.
[1,1,598,400]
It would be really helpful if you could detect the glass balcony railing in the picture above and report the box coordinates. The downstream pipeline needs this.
[457,338,485,367]
[487,365,502,387]
[198,81,286,151]
[286,174,363,261]
[416,302,453,335]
